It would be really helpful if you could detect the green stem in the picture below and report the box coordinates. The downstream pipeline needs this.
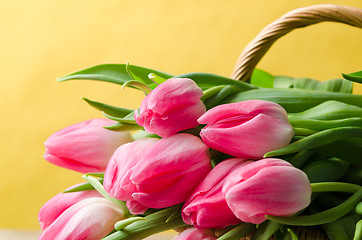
[311,182,362,193]
[102,205,187,240]
[353,219,362,240]
[266,189,362,226]
[293,128,317,136]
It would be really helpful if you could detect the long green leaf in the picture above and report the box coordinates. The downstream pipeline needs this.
[250,68,274,88]
[265,127,362,157]
[266,189,362,226]
[57,64,173,85]
[222,88,362,113]
[289,101,362,120]
[63,179,103,193]
[342,71,362,84]
[82,97,133,118]
[274,76,353,93]
[314,141,362,168]
[175,72,257,91]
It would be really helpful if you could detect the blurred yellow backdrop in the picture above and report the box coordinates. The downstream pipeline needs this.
[1,0,361,229]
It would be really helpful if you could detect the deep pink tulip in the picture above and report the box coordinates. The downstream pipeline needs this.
[182,158,244,229]
[175,228,216,240]
[38,185,101,230]
[39,197,124,240]
[222,158,311,224]
[44,118,133,173]
[104,133,212,214]
[134,78,206,137]
[198,100,294,159]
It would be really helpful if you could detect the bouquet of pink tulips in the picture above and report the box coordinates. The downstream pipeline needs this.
[37,5,362,240]
[38,64,362,240]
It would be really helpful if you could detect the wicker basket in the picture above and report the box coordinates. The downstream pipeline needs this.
[184,4,362,240]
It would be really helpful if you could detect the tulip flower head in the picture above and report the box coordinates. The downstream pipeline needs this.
[44,118,133,173]
[104,133,212,214]
[175,228,216,240]
[198,100,294,159]
[134,78,206,137]
[222,158,311,224]
[39,197,125,240]
[38,186,101,231]
[182,158,245,229]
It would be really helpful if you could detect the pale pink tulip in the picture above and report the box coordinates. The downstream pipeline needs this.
[38,185,101,230]
[182,158,244,229]
[198,100,294,159]
[175,228,216,240]
[104,133,212,214]
[39,197,124,240]
[134,78,206,137]
[44,118,133,173]
[223,158,311,224]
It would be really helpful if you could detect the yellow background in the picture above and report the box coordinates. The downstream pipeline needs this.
[1,0,362,229]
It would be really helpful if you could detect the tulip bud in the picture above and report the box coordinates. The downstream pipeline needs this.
[198,100,294,159]
[104,133,212,214]
[182,158,244,229]
[39,197,125,240]
[134,78,206,137]
[44,118,133,173]
[222,158,311,224]
[38,185,101,230]
[175,228,216,240]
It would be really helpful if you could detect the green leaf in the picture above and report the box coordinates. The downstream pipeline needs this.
[274,76,294,88]
[217,223,255,240]
[288,117,362,131]
[102,111,136,124]
[289,101,362,120]
[302,158,350,183]
[203,85,243,109]
[250,68,274,88]
[82,97,133,118]
[57,64,173,85]
[121,80,152,94]
[266,189,362,226]
[322,211,361,240]
[287,228,299,240]
[250,221,280,240]
[82,174,130,216]
[314,142,362,168]
[63,179,103,193]
[342,71,362,84]
[104,122,143,131]
[221,88,362,113]
[353,219,362,240]
[265,127,362,158]
[274,76,353,93]
[175,72,257,91]
[148,73,166,85]
[86,172,105,178]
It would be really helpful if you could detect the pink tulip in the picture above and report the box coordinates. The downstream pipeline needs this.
[44,118,133,173]
[182,158,244,229]
[175,228,216,240]
[222,158,311,224]
[39,197,124,240]
[104,133,212,214]
[134,78,206,137]
[38,185,101,230]
[198,100,294,159]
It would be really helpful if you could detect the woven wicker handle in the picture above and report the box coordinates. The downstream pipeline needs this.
[231,4,362,81]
